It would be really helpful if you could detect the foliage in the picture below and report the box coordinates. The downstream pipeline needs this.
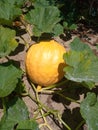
[0,63,22,97]
[63,37,98,89]
[0,0,26,25]
[80,92,98,130]
[0,0,98,130]
[0,97,29,130]
[59,0,98,26]
[16,119,39,130]
[25,3,63,37]
[0,26,18,57]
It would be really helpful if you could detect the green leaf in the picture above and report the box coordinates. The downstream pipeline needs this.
[80,92,98,130]
[63,22,68,28]
[15,81,26,95]
[3,0,26,7]
[33,0,50,7]
[0,27,18,57]
[16,120,39,130]
[25,6,61,37]
[63,37,98,87]
[69,24,77,30]
[0,63,22,97]
[52,23,63,36]
[0,1,23,25]
[70,37,92,52]
[63,22,77,30]
[0,97,29,130]
[82,81,95,90]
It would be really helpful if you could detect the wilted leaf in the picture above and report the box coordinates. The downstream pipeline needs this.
[0,97,29,130]
[80,92,98,130]
[0,27,18,57]
[16,120,39,130]
[0,63,22,97]
[63,37,98,88]
[25,6,61,37]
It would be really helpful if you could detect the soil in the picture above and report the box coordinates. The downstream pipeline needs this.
[0,24,98,130]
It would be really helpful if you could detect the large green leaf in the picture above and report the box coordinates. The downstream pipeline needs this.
[70,37,92,52]
[0,27,18,57]
[33,0,64,8]
[0,97,29,130]
[2,0,26,7]
[16,120,39,130]
[25,6,61,36]
[0,63,22,97]
[0,0,24,25]
[63,38,98,86]
[80,92,98,130]
[33,0,50,7]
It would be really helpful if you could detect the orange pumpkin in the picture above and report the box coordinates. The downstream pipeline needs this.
[25,40,66,87]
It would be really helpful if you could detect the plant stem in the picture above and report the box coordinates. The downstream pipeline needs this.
[2,98,6,113]
[28,90,72,130]
[31,83,53,130]
[20,15,32,42]
[39,89,80,104]
[27,83,72,130]
[58,113,71,130]
[75,120,85,130]
[55,91,80,104]
[20,36,29,48]
[41,80,68,91]
[38,87,80,104]
[39,123,53,130]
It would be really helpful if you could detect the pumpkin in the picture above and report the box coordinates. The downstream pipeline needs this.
[25,40,66,87]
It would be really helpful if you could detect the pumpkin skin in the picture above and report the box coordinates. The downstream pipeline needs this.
[25,40,66,87]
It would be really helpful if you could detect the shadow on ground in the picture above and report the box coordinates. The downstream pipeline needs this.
[51,80,91,130]
[62,107,84,130]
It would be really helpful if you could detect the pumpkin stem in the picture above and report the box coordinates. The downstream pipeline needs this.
[36,85,42,92]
